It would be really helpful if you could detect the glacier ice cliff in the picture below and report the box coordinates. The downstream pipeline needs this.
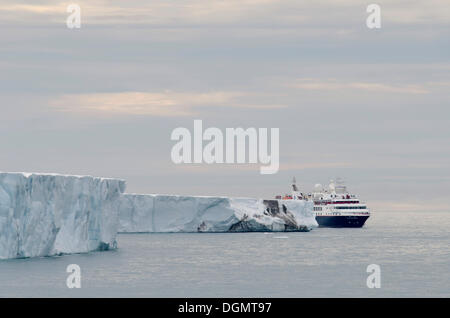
[0,172,125,259]
[0,171,317,259]
[119,194,317,233]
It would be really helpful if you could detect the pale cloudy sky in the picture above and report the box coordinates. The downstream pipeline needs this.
[1,0,449,212]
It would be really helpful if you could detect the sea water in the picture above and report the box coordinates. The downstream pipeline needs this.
[0,211,449,297]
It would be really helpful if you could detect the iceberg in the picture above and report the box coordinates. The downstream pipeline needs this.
[119,194,317,233]
[0,171,317,259]
[0,172,125,259]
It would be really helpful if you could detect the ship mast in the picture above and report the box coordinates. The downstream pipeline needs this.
[291,177,301,199]
[292,177,299,192]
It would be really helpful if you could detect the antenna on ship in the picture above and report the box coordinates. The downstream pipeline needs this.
[336,177,344,185]
[291,177,302,200]
[292,177,299,192]
[334,177,347,194]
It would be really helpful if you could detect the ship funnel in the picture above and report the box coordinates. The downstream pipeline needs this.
[334,177,347,194]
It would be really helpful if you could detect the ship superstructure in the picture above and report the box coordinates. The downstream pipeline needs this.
[276,178,370,227]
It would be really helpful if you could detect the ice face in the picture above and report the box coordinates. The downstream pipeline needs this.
[119,194,317,233]
[0,172,125,259]
[0,171,317,259]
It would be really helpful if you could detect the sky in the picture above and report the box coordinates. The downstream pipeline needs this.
[0,0,449,212]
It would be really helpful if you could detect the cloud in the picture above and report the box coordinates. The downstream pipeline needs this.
[50,91,283,116]
[1,0,449,26]
[0,0,295,26]
[290,79,430,94]
[166,162,350,174]
[427,81,450,87]
[0,4,64,14]
[371,200,449,213]
[279,162,351,171]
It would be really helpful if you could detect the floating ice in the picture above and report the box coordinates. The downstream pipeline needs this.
[0,172,317,259]
[0,172,125,259]
[119,194,317,233]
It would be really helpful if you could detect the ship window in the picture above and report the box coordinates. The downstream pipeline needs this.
[335,206,367,210]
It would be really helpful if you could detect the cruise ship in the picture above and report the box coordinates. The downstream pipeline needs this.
[276,178,370,228]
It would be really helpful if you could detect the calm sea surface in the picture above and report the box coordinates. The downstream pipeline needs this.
[0,211,449,297]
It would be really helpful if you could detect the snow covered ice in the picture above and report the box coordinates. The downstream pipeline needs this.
[0,171,317,260]
[0,172,125,259]
[119,194,317,233]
